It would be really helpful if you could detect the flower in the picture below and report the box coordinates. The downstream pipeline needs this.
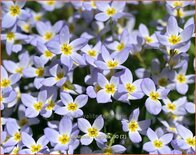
[173,62,194,94]
[96,73,119,103]
[17,104,40,127]
[156,16,194,49]
[95,45,129,70]
[81,41,102,67]
[37,42,55,62]
[40,88,58,118]
[2,0,30,28]
[44,117,77,151]
[39,1,64,11]
[122,108,151,143]
[1,65,20,93]
[0,90,17,110]
[107,29,130,54]
[143,128,173,154]
[3,52,30,77]
[139,23,158,47]
[96,142,126,154]
[21,132,48,154]
[95,1,126,22]
[141,78,170,115]
[3,119,26,147]
[23,56,47,89]
[1,26,28,55]
[78,115,107,145]
[175,124,195,153]
[21,90,47,118]
[118,69,144,102]
[41,64,67,87]
[162,97,186,115]
[31,20,64,45]
[46,25,88,69]
[55,93,88,118]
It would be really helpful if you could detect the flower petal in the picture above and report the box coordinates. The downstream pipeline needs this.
[60,92,73,105]
[75,94,88,108]
[143,141,155,152]
[81,134,93,145]
[141,78,156,96]
[59,117,72,135]
[147,128,158,141]
[21,132,36,148]
[129,131,142,143]
[78,118,91,133]
[92,115,104,130]
[44,128,59,143]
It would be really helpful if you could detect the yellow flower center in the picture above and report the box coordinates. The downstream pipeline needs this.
[1,79,11,88]
[61,43,73,56]
[116,42,125,51]
[153,139,163,148]
[67,102,78,111]
[19,118,28,126]
[15,67,24,74]
[105,83,116,94]
[13,132,21,142]
[58,134,70,144]
[91,1,96,9]
[34,15,42,21]
[0,95,3,102]
[149,91,160,101]
[158,78,168,87]
[11,147,20,154]
[30,144,42,153]
[55,72,64,81]
[169,127,177,132]
[6,32,15,41]
[87,127,98,138]
[186,137,195,147]
[125,83,136,93]
[128,120,139,132]
[176,74,186,83]
[22,24,30,33]
[145,36,153,43]
[87,50,97,57]
[43,32,53,41]
[173,1,183,7]
[168,35,181,45]
[104,147,112,154]
[107,60,118,69]
[33,101,43,111]
[46,100,55,111]
[35,67,44,77]
[169,114,177,120]
[167,103,176,111]
[9,5,20,16]
[44,50,53,58]
[62,81,74,91]
[174,9,184,18]
[106,7,116,16]
[46,0,56,6]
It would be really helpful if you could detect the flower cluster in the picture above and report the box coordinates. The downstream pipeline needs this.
[1,0,195,154]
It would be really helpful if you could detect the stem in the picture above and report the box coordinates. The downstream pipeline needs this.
[108,134,116,147]
[135,52,146,68]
